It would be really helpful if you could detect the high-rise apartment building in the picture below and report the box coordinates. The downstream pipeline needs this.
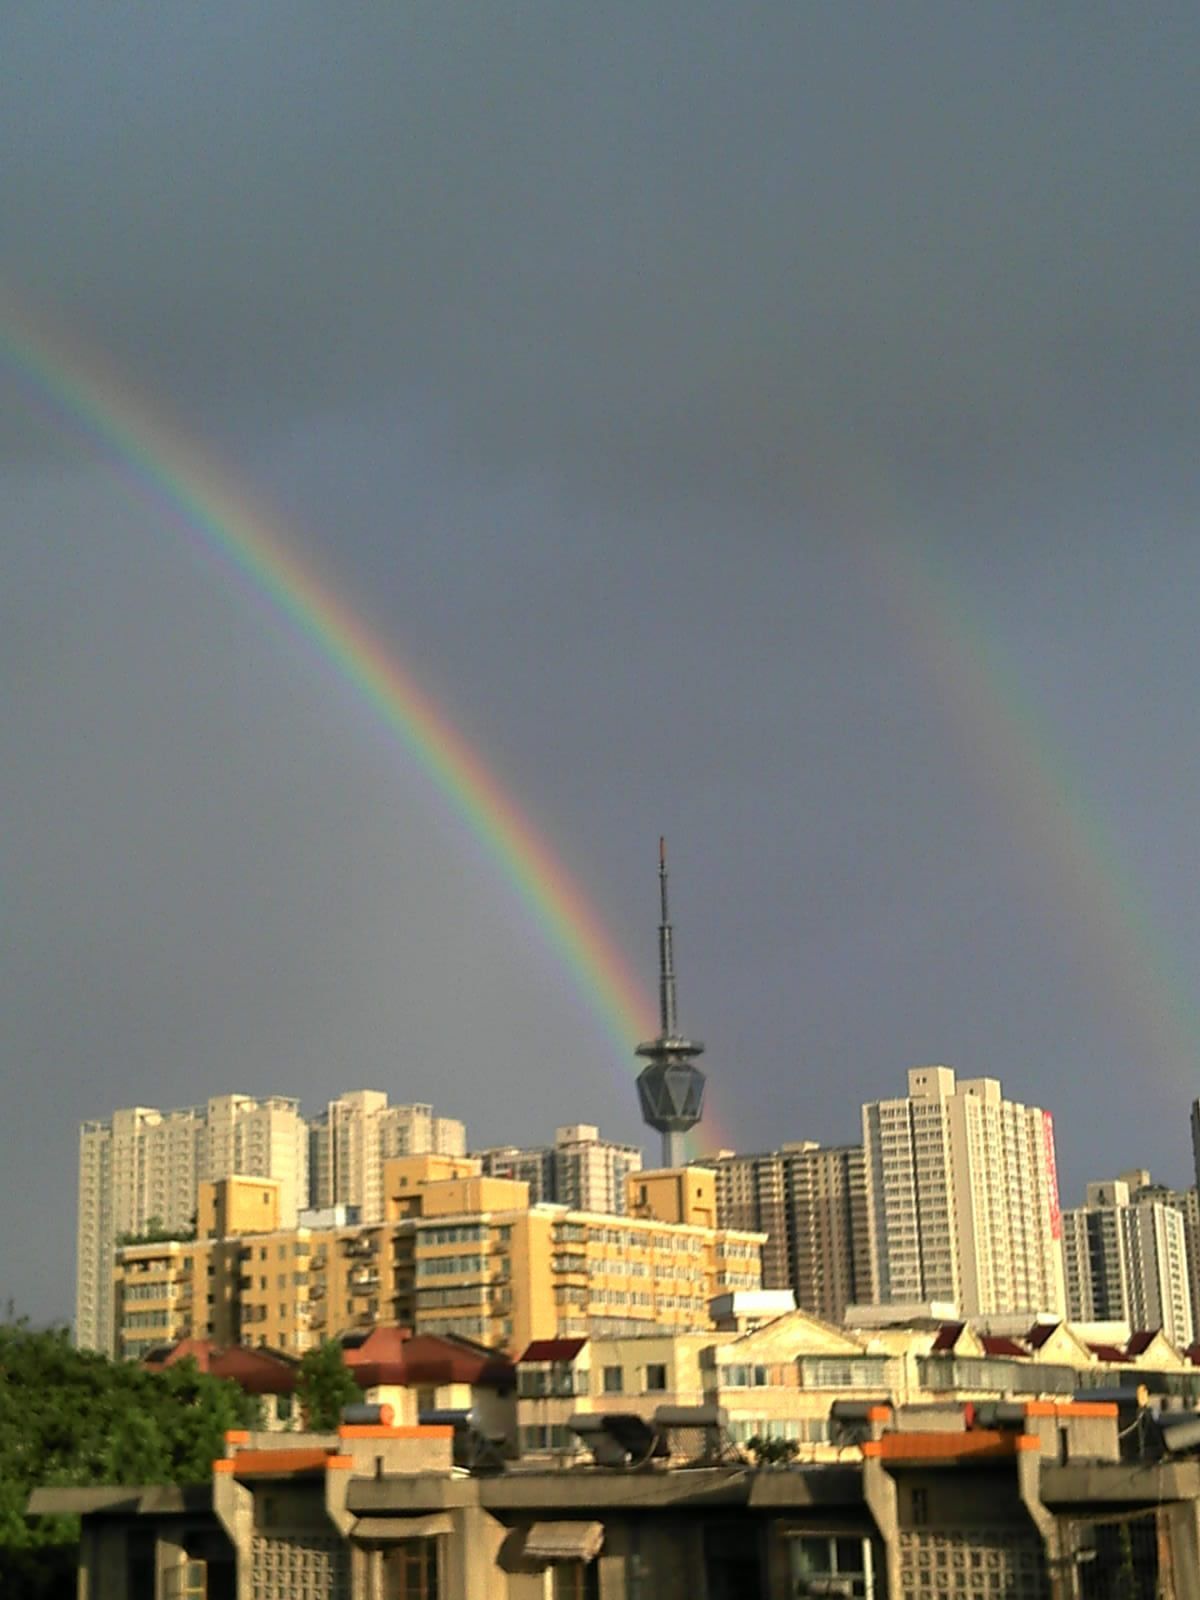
[76,1094,308,1354]
[475,1143,557,1204]
[308,1091,466,1223]
[1125,1177,1200,1339]
[112,1158,764,1359]
[787,1143,871,1324]
[475,1125,643,1216]
[1061,1178,1193,1347]
[701,1143,870,1322]
[704,1149,790,1289]
[862,1067,1065,1318]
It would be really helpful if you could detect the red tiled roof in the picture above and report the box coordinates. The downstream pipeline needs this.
[930,1323,965,1353]
[1025,1323,1059,1349]
[1125,1330,1159,1356]
[141,1339,299,1394]
[338,1326,515,1390]
[1087,1343,1126,1363]
[980,1335,1027,1358]
[520,1338,588,1364]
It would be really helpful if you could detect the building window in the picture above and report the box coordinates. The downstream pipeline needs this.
[164,1560,206,1599]
[789,1535,873,1597]
[385,1538,440,1600]
[552,1562,599,1600]
[645,1364,668,1391]
[602,1366,623,1394]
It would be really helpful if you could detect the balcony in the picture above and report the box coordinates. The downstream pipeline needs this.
[551,1258,590,1278]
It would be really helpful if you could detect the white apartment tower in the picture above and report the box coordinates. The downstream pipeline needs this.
[308,1091,466,1223]
[862,1066,1065,1318]
[475,1125,643,1215]
[1062,1177,1194,1348]
[76,1094,307,1355]
[552,1125,643,1215]
[1127,1178,1200,1339]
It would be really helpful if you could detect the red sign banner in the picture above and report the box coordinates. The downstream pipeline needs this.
[1043,1110,1062,1240]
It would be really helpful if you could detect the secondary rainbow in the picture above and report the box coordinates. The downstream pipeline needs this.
[0,291,688,1102]
[854,497,1200,1108]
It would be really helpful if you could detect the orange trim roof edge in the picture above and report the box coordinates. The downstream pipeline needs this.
[222,1448,339,1477]
[863,1430,1039,1461]
[338,1424,455,1440]
[1024,1400,1118,1419]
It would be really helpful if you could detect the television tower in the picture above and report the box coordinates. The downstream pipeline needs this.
[636,838,706,1167]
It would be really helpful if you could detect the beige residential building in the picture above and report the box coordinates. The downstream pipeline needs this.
[77,1093,308,1355]
[862,1066,1065,1318]
[308,1090,466,1222]
[701,1142,871,1322]
[514,1304,1170,1463]
[113,1177,282,1362]
[112,1159,765,1360]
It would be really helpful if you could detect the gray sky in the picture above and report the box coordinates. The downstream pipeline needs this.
[3,5,1199,1324]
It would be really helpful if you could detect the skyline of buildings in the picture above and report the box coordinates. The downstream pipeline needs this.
[76,1092,309,1355]
[73,841,1200,1360]
[78,1069,1200,1362]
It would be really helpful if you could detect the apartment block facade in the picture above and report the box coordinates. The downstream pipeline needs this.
[308,1090,466,1222]
[76,1094,308,1354]
[701,1142,871,1322]
[862,1066,1065,1318]
[475,1124,642,1215]
[112,1157,764,1360]
[1061,1177,1194,1347]
[1118,1171,1200,1339]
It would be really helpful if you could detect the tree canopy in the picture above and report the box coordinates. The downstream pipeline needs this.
[295,1339,359,1431]
[1,1320,259,1598]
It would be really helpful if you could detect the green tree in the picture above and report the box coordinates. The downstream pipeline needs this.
[296,1339,359,1431]
[744,1434,800,1466]
[0,1319,259,1598]
[114,1214,196,1247]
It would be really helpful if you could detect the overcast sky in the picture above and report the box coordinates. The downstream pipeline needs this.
[4,6,1199,1325]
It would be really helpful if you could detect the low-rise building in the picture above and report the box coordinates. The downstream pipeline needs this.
[33,1390,1200,1599]
[512,1306,1200,1465]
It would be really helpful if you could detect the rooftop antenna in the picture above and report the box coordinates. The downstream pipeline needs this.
[636,838,706,1167]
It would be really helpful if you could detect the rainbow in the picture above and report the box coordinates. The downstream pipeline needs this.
[0,290,714,1134]
[860,519,1200,1112]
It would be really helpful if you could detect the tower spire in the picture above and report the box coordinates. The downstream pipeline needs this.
[657,836,678,1039]
[636,838,706,1167]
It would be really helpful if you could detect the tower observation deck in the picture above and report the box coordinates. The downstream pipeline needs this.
[635,838,706,1167]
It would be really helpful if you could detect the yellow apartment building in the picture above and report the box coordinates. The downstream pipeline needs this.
[113,1159,765,1359]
